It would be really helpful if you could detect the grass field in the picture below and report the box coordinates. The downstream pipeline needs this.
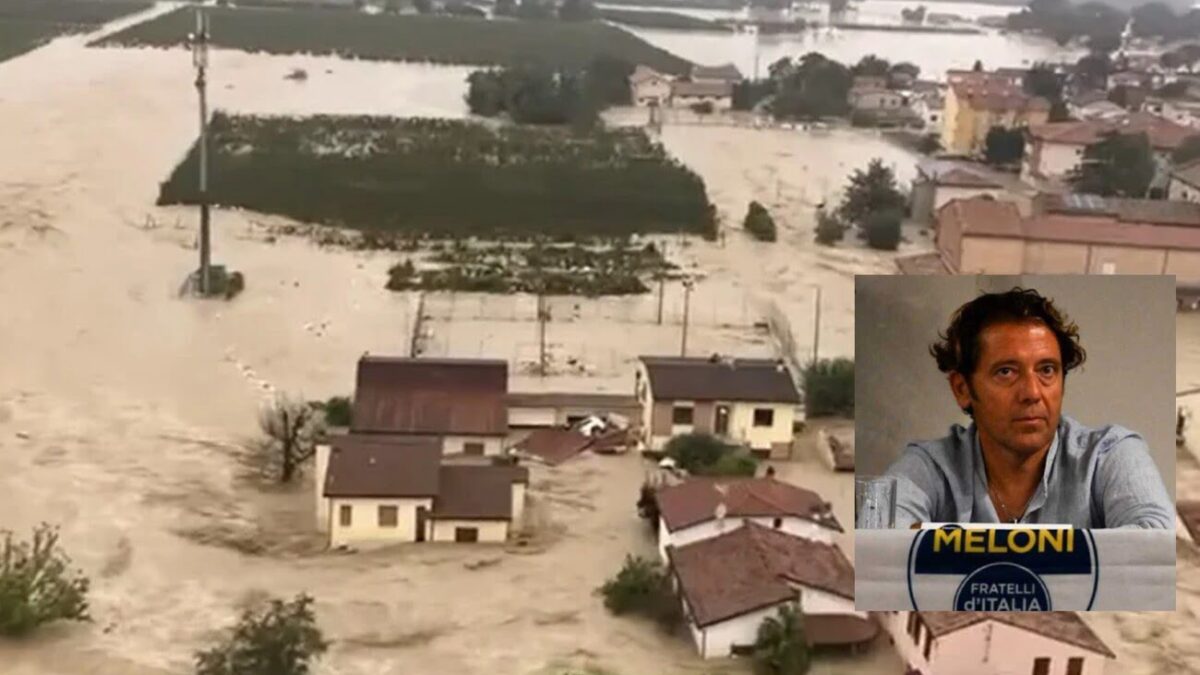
[95,6,692,73]
[0,0,148,62]
[159,114,717,240]
[600,8,732,31]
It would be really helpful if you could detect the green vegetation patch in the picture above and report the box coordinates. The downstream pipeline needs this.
[94,6,690,73]
[0,0,149,62]
[159,114,716,240]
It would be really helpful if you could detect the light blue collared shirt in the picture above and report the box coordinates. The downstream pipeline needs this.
[884,415,1173,529]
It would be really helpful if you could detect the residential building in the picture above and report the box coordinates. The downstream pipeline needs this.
[636,355,801,457]
[667,523,874,659]
[314,434,529,547]
[690,63,742,85]
[669,80,733,110]
[852,75,889,91]
[653,476,842,561]
[505,391,639,429]
[941,69,1050,155]
[351,356,509,457]
[630,65,672,107]
[884,611,1114,675]
[910,159,1008,225]
[1107,70,1147,90]
[930,194,1200,284]
[1144,95,1200,128]
[1169,159,1200,202]
[911,82,946,129]
[848,86,906,112]
[1022,113,1197,182]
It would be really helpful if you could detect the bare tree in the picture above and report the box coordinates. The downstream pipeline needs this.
[257,395,325,483]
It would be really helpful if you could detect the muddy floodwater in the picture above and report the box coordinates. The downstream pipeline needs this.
[0,6,1197,675]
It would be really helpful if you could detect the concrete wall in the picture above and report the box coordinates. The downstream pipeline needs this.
[1023,241,1089,273]
[428,518,509,543]
[1169,177,1200,203]
[443,435,505,456]
[328,497,433,547]
[855,275,1176,497]
[691,603,783,659]
[729,402,795,450]
[657,515,835,562]
[933,186,1003,213]
[1166,250,1200,285]
[1086,245,1168,275]
[315,443,331,532]
[1029,141,1085,179]
[960,236,1025,273]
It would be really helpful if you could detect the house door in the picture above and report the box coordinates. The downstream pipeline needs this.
[715,405,730,436]
[455,527,479,543]
[415,507,427,543]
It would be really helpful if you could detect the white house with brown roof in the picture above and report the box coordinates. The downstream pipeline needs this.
[691,63,742,85]
[653,477,841,561]
[630,65,673,107]
[910,159,1008,225]
[351,356,509,457]
[670,80,733,110]
[636,355,801,458]
[314,434,528,547]
[1022,113,1198,182]
[885,611,1114,675]
[666,523,874,659]
[933,194,1200,284]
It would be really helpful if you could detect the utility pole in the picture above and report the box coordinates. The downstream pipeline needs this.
[656,274,665,325]
[812,284,822,364]
[537,291,548,377]
[680,277,695,357]
[191,8,212,296]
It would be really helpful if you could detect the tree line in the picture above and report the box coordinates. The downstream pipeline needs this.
[464,56,635,129]
[732,52,920,121]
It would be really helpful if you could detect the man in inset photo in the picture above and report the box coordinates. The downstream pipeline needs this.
[885,287,1173,529]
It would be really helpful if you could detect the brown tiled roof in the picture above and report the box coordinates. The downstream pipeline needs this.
[513,427,594,465]
[692,62,742,82]
[323,435,442,498]
[1179,500,1200,542]
[1028,113,1197,150]
[805,614,879,646]
[1039,192,1200,227]
[895,252,953,275]
[951,79,1047,113]
[352,356,508,436]
[668,523,855,627]
[656,477,841,532]
[918,612,1115,658]
[505,391,639,411]
[937,167,1003,188]
[937,197,1024,238]
[1024,214,1200,250]
[432,464,526,520]
[640,356,800,403]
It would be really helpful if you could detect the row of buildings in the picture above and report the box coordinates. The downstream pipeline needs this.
[629,63,743,111]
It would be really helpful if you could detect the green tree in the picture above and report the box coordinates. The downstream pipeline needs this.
[803,358,854,417]
[1087,32,1121,55]
[664,432,732,473]
[814,208,846,246]
[1132,1,1176,38]
[863,209,902,251]
[753,604,810,675]
[598,556,680,630]
[769,52,852,120]
[972,59,983,72]
[636,481,659,523]
[1023,63,1061,101]
[584,56,635,107]
[836,158,906,227]
[1048,99,1070,122]
[983,126,1025,166]
[1069,131,1156,197]
[1173,135,1200,165]
[1074,52,1111,91]
[0,524,90,637]
[195,595,329,675]
[744,201,778,242]
[852,54,890,77]
[319,396,352,427]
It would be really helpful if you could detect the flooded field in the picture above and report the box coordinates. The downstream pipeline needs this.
[0,8,1197,675]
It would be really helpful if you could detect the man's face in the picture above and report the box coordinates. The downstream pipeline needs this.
[950,320,1064,458]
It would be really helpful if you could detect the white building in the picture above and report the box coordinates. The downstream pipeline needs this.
[1170,159,1200,203]
[884,611,1115,675]
[666,523,875,659]
[669,80,733,111]
[910,159,1009,226]
[636,355,801,458]
[653,476,842,562]
[630,65,673,107]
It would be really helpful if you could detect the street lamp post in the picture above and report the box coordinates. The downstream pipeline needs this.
[190,8,211,296]
[680,277,695,357]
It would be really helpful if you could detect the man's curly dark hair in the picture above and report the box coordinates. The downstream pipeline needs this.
[930,288,1086,414]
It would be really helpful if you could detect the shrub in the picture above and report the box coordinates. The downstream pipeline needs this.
[194,594,328,675]
[743,201,778,242]
[753,604,810,675]
[814,209,845,246]
[701,452,759,477]
[803,358,854,418]
[637,481,659,523]
[664,433,730,473]
[863,209,902,251]
[0,524,90,637]
[598,555,680,630]
[321,396,352,427]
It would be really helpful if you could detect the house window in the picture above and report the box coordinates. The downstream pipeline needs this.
[339,504,352,527]
[753,408,775,427]
[1100,261,1116,275]
[1032,658,1051,675]
[1066,658,1084,675]
[672,406,694,425]
[378,505,398,528]
[464,442,485,456]
[455,527,479,543]
[772,517,783,529]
